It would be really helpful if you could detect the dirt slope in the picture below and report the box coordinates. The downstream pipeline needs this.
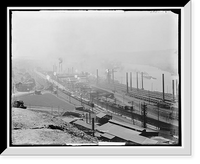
[12,107,98,145]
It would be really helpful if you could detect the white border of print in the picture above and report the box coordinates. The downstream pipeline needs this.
[4,3,191,156]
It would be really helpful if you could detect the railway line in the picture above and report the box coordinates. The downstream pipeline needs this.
[33,69,178,132]
[96,82,177,108]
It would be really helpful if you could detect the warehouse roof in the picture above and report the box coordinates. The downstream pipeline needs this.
[109,120,157,133]
[73,120,98,130]
[100,133,115,139]
[109,120,144,132]
[96,112,107,118]
[97,122,158,145]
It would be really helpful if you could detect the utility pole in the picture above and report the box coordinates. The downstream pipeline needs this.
[131,101,135,125]
[141,102,147,128]
[92,118,95,137]
[157,102,160,121]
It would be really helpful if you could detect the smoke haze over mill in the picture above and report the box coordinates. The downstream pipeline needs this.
[12,10,178,91]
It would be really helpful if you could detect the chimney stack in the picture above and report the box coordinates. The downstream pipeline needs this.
[162,74,165,101]
[176,79,178,97]
[126,72,129,93]
[172,80,175,101]
[112,69,114,83]
[141,72,144,90]
[96,69,98,84]
[130,72,132,91]
[136,72,138,90]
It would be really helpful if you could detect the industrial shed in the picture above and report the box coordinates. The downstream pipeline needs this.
[96,112,112,125]
[72,120,97,135]
[109,120,159,137]
[96,122,158,145]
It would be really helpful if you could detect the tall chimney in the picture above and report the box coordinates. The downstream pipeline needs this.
[107,69,110,83]
[72,67,73,74]
[126,72,129,93]
[162,74,165,101]
[112,69,114,83]
[130,72,132,91]
[141,72,144,90]
[172,80,175,101]
[176,79,178,97]
[136,72,138,90]
[96,69,98,84]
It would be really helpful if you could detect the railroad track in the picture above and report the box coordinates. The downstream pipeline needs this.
[96,82,175,108]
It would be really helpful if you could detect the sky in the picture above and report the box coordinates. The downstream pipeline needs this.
[11,10,179,91]
[12,10,178,60]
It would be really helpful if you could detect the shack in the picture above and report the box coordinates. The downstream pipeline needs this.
[96,112,112,125]
[96,121,158,145]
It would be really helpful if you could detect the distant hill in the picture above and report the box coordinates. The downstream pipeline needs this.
[100,49,178,75]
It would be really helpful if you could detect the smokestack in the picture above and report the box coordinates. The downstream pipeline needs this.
[126,72,129,93]
[162,74,165,101]
[72,67,73,74]
[130,72,132,91]
[96,69,98,84]
[176,79,178,97]
[107,69,110,83]
[172,80,175,101]
[112,69,114,83]
[136,72,138,90]
[141,72,144,90]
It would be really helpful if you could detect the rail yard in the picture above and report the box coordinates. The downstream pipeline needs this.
[12,64,179,145]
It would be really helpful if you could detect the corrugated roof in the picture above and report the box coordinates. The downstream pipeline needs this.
[109,120,158,133]
[73,120,97,130]
[109,120,144,132]
[96,112,107,118]
[97,122,157,144]
[62,117,82,123]
[100,133,115,139]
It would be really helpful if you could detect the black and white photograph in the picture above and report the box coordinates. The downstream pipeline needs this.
[4,3,192,156]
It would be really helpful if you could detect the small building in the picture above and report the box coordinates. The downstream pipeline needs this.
[96,121,158,145]
[72,120,97,135]
[96,112,112,125]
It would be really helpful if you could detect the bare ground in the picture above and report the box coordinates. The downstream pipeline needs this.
[12,107,98,145]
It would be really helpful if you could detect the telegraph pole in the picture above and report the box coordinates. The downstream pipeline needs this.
[131,101,135,125]
[141,102,147,128]
[157,102,160,121]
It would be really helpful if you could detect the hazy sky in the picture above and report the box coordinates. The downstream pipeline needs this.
[12,10,178,74]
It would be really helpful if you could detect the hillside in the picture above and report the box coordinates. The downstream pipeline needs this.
[12,107,98,145]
